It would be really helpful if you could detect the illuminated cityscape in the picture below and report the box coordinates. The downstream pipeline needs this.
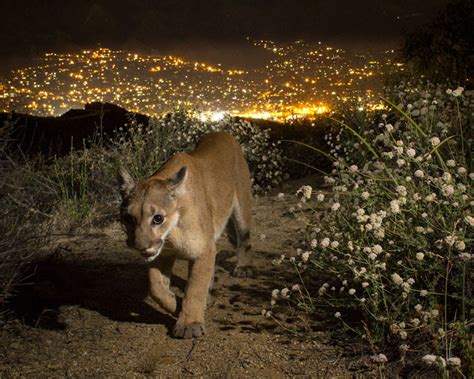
[0,40,404,121]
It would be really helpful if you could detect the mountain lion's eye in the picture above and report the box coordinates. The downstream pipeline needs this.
[152,214,164,225]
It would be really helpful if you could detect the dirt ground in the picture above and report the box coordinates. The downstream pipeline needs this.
[0,176,374,378]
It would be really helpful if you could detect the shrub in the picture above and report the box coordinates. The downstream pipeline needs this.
[53,147,91,223]
[109,109,287,193]
[270,83,473,376]
[400,0,474,84]
[0,155,54,314]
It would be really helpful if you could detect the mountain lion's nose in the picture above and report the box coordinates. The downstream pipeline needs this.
[139,240,164,257]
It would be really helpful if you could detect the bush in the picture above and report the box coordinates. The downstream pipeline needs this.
[270,83,473,376]
[400,0,474,84]
[0,155,54,314]
[53,148,91,223]
[108,109,287,193]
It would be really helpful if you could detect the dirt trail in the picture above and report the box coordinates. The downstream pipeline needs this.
[1,177,363,378]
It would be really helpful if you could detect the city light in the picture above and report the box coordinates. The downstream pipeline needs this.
[0,40,404,121]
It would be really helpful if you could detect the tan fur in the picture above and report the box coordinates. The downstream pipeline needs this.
[118,132,253,338]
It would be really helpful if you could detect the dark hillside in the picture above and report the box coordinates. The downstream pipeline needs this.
[1,103,149,156]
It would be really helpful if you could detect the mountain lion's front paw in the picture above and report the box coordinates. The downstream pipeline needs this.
[232,265,254,278]
[173,322,207,339]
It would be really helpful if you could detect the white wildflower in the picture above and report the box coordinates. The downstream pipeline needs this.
[457,167,467,175]
[430,137,440,146]
[390,200,401,214]
[422,354,437,366]
[425,193,437,202]
[459,253,472,260]
[331,202,341,211]
[298,185,312,200]
[400,344,409,352]
[455,240,466,251]
[447,357,461,368]
[396,185,407,197]
[391,273,403,285]
[348,288,356,295]
[291,284,300,291]
[324,176,335,184]
[317,193,325,202]
[320,238,330,248]
[361,191,370,200]
[414,169,424,178]
[406,148,416,157]
[371,353,388,363]
[416,252,424,261]
[464,216,474,227]
[452,86,464,97]
[373,244,383,254]
[442,172,452,182]
[445,235,456,246]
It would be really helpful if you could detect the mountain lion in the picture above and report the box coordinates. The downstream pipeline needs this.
[118,132,253,338]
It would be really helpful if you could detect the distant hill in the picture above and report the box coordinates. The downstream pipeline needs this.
[1,103,149,156]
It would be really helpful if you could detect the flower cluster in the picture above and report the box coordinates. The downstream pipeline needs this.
[270,82,473,374]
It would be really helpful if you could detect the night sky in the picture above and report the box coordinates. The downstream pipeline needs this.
[0,0,451,58]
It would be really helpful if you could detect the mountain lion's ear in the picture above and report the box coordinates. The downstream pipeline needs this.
[118,167,135,198]
[168,166,187,196]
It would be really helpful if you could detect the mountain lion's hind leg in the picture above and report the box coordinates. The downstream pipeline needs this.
[149,255,177,314]
[227,200,253,278]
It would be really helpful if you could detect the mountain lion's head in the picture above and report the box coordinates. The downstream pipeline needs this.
[118,166,187,262]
